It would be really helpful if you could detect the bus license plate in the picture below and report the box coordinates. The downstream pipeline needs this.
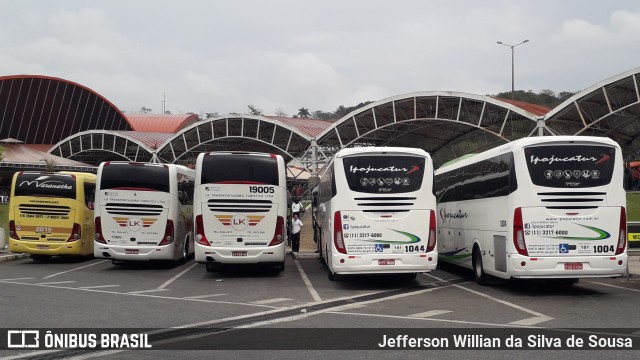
[126,249,139,254]
[564,263,583,270]
[232,251,247,257]
[36,245,49,250]
[378,259,395,266]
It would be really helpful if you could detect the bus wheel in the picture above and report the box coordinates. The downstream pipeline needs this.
[30,255,52,262]
[276,262,285,272]
[205,263,220,273]
[328,271,341,281]
[403,273,418,281]
[179,241,189,264]
[473,247,489,286]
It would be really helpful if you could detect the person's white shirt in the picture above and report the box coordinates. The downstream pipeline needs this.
[292,201,302,213]
[291,218,303,234]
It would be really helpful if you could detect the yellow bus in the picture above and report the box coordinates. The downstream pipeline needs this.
[8,171,96,261]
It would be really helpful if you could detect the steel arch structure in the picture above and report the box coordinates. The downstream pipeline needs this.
[314,91,545,167]
[49,130,157,164]
[154,115,313,164]
[544,68,640,158]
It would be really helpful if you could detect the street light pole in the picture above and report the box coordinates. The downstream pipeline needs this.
[497,39,529,99]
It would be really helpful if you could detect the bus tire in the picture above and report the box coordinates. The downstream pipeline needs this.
[404,273,418,280]
[30,254,52,262]
[205,263,220,273]
[276,261,285,272]
[473,247,489,286]
[179,240,189,264]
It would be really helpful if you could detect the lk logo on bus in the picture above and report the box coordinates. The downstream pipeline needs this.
[113,217,157,232]
[214,215,265,231]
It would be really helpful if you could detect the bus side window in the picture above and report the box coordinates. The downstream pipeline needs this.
[84,182,96,210]
[178,180,194,205]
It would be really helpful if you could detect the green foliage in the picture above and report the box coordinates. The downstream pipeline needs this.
[297,107,310,118]
[0,145,4,162]
[628,193,640,222]
[247,104,263,115]
[140,106,152,114]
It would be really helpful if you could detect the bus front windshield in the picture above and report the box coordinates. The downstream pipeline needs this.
[13,173,76,199]
[342,155,426,194]
[524,145,616,188]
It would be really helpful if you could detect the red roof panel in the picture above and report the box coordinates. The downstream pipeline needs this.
[126,114,199,133]
[495,98,551,116]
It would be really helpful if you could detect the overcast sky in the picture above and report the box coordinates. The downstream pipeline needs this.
[2,0,639,117]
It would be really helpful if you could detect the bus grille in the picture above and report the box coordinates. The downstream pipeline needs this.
[537,192,604,209]
[207,199,273,213]
[353,197,415,212]
[18,204,70,216]
[105,203,164,216]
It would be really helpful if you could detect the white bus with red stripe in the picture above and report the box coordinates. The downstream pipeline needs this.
[94,162,195,263]
[193,152,288,272]
[434,136,627,285]
[316,147,438,280]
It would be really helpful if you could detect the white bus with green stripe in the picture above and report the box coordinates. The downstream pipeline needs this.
[434,136,627,285]
[316,147,437,280]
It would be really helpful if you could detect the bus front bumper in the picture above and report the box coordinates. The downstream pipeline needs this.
[330,252,437,275]
[508,253,628,278]
[94,243,177,261]
[9,239,84,256]
[195,243,285,264]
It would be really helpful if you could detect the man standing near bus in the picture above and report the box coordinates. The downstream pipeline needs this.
[291,213,303,252]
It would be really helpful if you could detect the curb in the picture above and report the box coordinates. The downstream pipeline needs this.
[0,252,29,263]
[291,252,320,260]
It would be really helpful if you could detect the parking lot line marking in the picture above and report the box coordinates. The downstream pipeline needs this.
[127,289,171,294]
[409,310,452,318]
[589,281,640,293]
[157,262,198,290]
[0,277,35,281]
[34,280,76,285]
[0,279,279,309]
[333,310,541,328]
[185,293,228,299]
[42,260,108,279]
[509,316,554,326]
[78,284,121,289]
[424,273,552,319]
[294,258,322,302]
[250,297,292,305]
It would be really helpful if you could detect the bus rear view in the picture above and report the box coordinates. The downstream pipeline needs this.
[317,147,437,280]
[194,152,288,272]
[511,138,627,279]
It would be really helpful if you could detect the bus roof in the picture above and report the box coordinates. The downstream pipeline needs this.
[335,147,430,158]
[435,135,620,173]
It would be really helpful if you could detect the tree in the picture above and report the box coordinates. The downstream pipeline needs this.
[247,104,263,115]
[312,110,335,120]
[205,112,219,119]
[42,158,56,172]
[274,107,288,117]
[0,145,5,162]
[297,107,310,118]
[140,106,152,114]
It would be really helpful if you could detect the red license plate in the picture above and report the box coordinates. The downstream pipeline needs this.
[378,259,395,266]
[125,249,139,254]
[232,251,247,257]
[36,245,49,250]
[564,262,583,270]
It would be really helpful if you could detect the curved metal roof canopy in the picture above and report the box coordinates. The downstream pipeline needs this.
[315,92,542,167]
[544,68,640,158]
[0,75,132,144]
[49,130,157,164]
[155,115,313,164]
